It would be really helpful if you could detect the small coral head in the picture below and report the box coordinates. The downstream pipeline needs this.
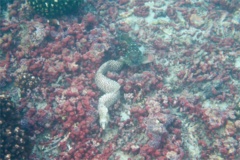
[28,0,83,17]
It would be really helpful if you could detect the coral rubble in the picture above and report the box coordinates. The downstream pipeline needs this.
[0,0,240,159]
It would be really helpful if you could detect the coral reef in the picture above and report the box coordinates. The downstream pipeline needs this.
[14,72,39,97]
[212,0,240,12]
[28,0,82,17]
[0,94,32,160]
[1,0,240,159]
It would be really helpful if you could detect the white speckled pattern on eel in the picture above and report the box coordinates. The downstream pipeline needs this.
[95,59,124,129]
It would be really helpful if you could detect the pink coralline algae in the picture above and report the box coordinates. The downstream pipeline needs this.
[128,96,185,160]
[118,0,129,5]
[1,0,240,159]
[134,6,150,17]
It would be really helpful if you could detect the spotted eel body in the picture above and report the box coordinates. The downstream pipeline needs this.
[95,59,124,129]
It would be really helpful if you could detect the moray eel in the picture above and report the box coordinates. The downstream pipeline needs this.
[95,59,124,129]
